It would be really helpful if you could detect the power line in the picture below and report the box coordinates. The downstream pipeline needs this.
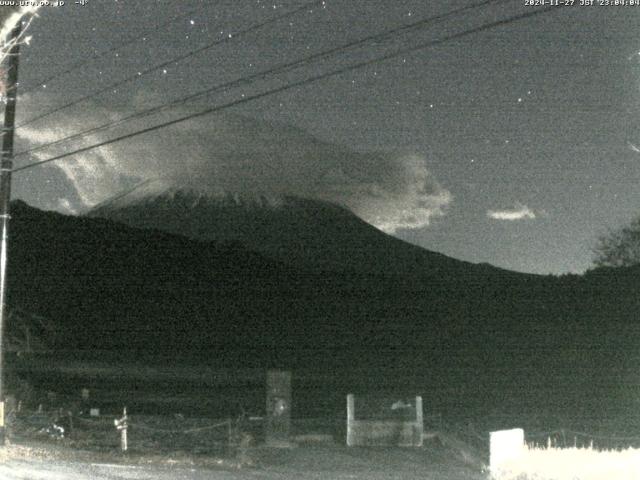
[19,6,201,96]
[15,4,562,173]
[13,5,565,174]
[15,0,510,158]
[16,0,322,130]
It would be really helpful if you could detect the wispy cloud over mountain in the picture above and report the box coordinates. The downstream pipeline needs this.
[16,95,451,233]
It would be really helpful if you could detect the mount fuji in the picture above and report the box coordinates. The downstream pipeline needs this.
[87,179,505,278]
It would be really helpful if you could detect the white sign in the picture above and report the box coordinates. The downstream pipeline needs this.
[490,428,525,474]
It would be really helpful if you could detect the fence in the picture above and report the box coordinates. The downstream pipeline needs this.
[11,407,235,455]
[346,394,423,447]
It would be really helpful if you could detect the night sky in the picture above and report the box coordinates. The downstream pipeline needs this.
[6,0,640,275]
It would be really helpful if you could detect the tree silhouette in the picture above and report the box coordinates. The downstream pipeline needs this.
[593,216,640,267]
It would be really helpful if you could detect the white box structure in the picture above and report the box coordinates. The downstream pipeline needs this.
[490,428,525,475]
[346,394,423,447]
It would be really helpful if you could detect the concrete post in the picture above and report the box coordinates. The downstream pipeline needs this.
[346,394,354,446]
[265,370,291,447]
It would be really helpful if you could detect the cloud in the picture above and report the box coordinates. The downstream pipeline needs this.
[56,198,77,215]
[487,204,537,221]
[15,94,452,233]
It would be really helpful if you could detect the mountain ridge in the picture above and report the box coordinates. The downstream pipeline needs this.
[88,183,525,278]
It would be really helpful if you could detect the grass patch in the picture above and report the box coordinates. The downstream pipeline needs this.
[493,444,640,480]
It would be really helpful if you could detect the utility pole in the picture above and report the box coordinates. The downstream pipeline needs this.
[0,21,22,445]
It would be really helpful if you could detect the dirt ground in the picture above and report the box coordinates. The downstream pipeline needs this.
[0,440,489,480]
[0,405,491,479]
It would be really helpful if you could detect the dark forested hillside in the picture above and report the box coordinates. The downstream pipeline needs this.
[6,200,640,419]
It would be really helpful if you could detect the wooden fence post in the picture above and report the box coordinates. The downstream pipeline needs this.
[114,407,128,452]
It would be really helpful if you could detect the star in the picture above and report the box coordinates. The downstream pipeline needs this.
[10,0,635,276]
